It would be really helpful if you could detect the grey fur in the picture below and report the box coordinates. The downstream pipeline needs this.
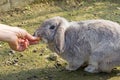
[34,16,120,73]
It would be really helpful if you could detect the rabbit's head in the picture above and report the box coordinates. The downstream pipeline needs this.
[34,16,69,53]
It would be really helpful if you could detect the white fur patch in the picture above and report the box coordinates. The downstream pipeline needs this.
[42,38,48,43]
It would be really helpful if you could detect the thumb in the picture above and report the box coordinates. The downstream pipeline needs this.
[8,38,26,51]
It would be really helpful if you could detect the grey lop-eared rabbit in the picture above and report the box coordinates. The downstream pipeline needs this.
[34,16,120,73]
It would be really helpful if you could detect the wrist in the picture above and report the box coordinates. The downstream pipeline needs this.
[0,24,16,42]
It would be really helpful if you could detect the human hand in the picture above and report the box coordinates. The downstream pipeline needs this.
[0,24,39,51]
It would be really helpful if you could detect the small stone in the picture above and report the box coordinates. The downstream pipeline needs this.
[20,63,25,66]
[12,60,18,65]
[14,63,18,66]
[56,62,62,67]
[20,54,24,57]
[40,49,45,53]
[8,53,12,56]
[117,7,120,10]
[14,59,18,63]
[47,54,57,61]
[32,49,37,53]
[9,50,15,54]
[117,73,120,76]
[5,61,12,65]
[54,61,62,68]
[39,53,43,56]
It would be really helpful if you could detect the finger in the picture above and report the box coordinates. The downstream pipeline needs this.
[18,45,26,51]
[18,38,25,43]
[24,39,29,48]
[26,33,40,41]
[18,42,27,51]
[8,37,19,51]
[16,39,27,51]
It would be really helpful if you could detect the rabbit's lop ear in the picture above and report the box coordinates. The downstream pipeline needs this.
[54,17,69,54]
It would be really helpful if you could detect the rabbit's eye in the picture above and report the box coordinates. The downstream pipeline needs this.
[49,25,55,29]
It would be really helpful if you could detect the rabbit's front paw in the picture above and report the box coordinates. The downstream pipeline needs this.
[84,65,99,73]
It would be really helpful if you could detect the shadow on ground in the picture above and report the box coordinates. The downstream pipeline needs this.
[0,67,120,80]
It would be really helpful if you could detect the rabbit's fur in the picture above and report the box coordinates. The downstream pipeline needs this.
[34,16,120,73]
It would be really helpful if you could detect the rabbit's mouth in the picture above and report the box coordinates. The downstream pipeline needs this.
[41,37,48,43]
[33,32,48,43]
